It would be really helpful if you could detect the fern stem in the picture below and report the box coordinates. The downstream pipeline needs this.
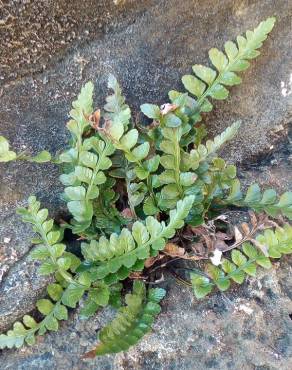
[126,175,138,218]
[173,128,184,197]
[147,175,158,208]
[85,141,110,202]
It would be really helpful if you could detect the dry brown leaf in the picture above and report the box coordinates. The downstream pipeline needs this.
[215,213,278,253]
[215,231,233,240]
[190,225,210,236]
[213,214,230,222]
[0,246,5,263]
[202,234,214,252]
[144,255,164,268]
[241,222,250,235]
[189,225,217,254]
[82,349,96,359]
[164,243,185,257]
[164,243,206,261]
[191,242,206,256]
[261,218,279,229]
[214,239,229,251]
[160,103,178,115]
[89,109,101,130]
[179,227,194,241]
[249,211,258,228]
[234,226,243,243]
[121,208,135,219]
[129,271,145,279]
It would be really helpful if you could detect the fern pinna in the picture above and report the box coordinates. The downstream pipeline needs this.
[1,16,292,357]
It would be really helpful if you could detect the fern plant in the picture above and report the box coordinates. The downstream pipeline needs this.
[1,16,292,357]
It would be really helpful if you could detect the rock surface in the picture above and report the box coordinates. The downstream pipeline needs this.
[0,0,291,369]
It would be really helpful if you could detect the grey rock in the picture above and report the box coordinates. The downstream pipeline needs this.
[0,0,291,369]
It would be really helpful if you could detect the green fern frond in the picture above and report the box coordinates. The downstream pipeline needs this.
[94,178,128,234]
[0,136,51,163]
[103,76,132,140]
[182,156,238,226]
[81,195,195,280]
[182,17,276,121]
[104,74,131,131]
[158,126,185,209]
[79,282,111,319]
[103,76,155,211]
[224,180,292,219]
[156,124,205,212]
[0,300,68,349]
[0,272,101,349]
[16,196,80,276]
[0,136,17,162]
[59,82,116,233]
[191,224,292,298]
[70,81,94,134]
[61,136,115,233]
[0,272,77,350]
[0,268,112,350]
[0,197,112,349]
[186,121,241,170]
[84,281,166,357]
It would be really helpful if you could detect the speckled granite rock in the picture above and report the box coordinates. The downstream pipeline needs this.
[0,0,291,369]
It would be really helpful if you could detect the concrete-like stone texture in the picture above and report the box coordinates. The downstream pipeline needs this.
[0,0,291,369]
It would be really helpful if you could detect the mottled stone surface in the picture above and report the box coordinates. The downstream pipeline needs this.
[0,0,291,369]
